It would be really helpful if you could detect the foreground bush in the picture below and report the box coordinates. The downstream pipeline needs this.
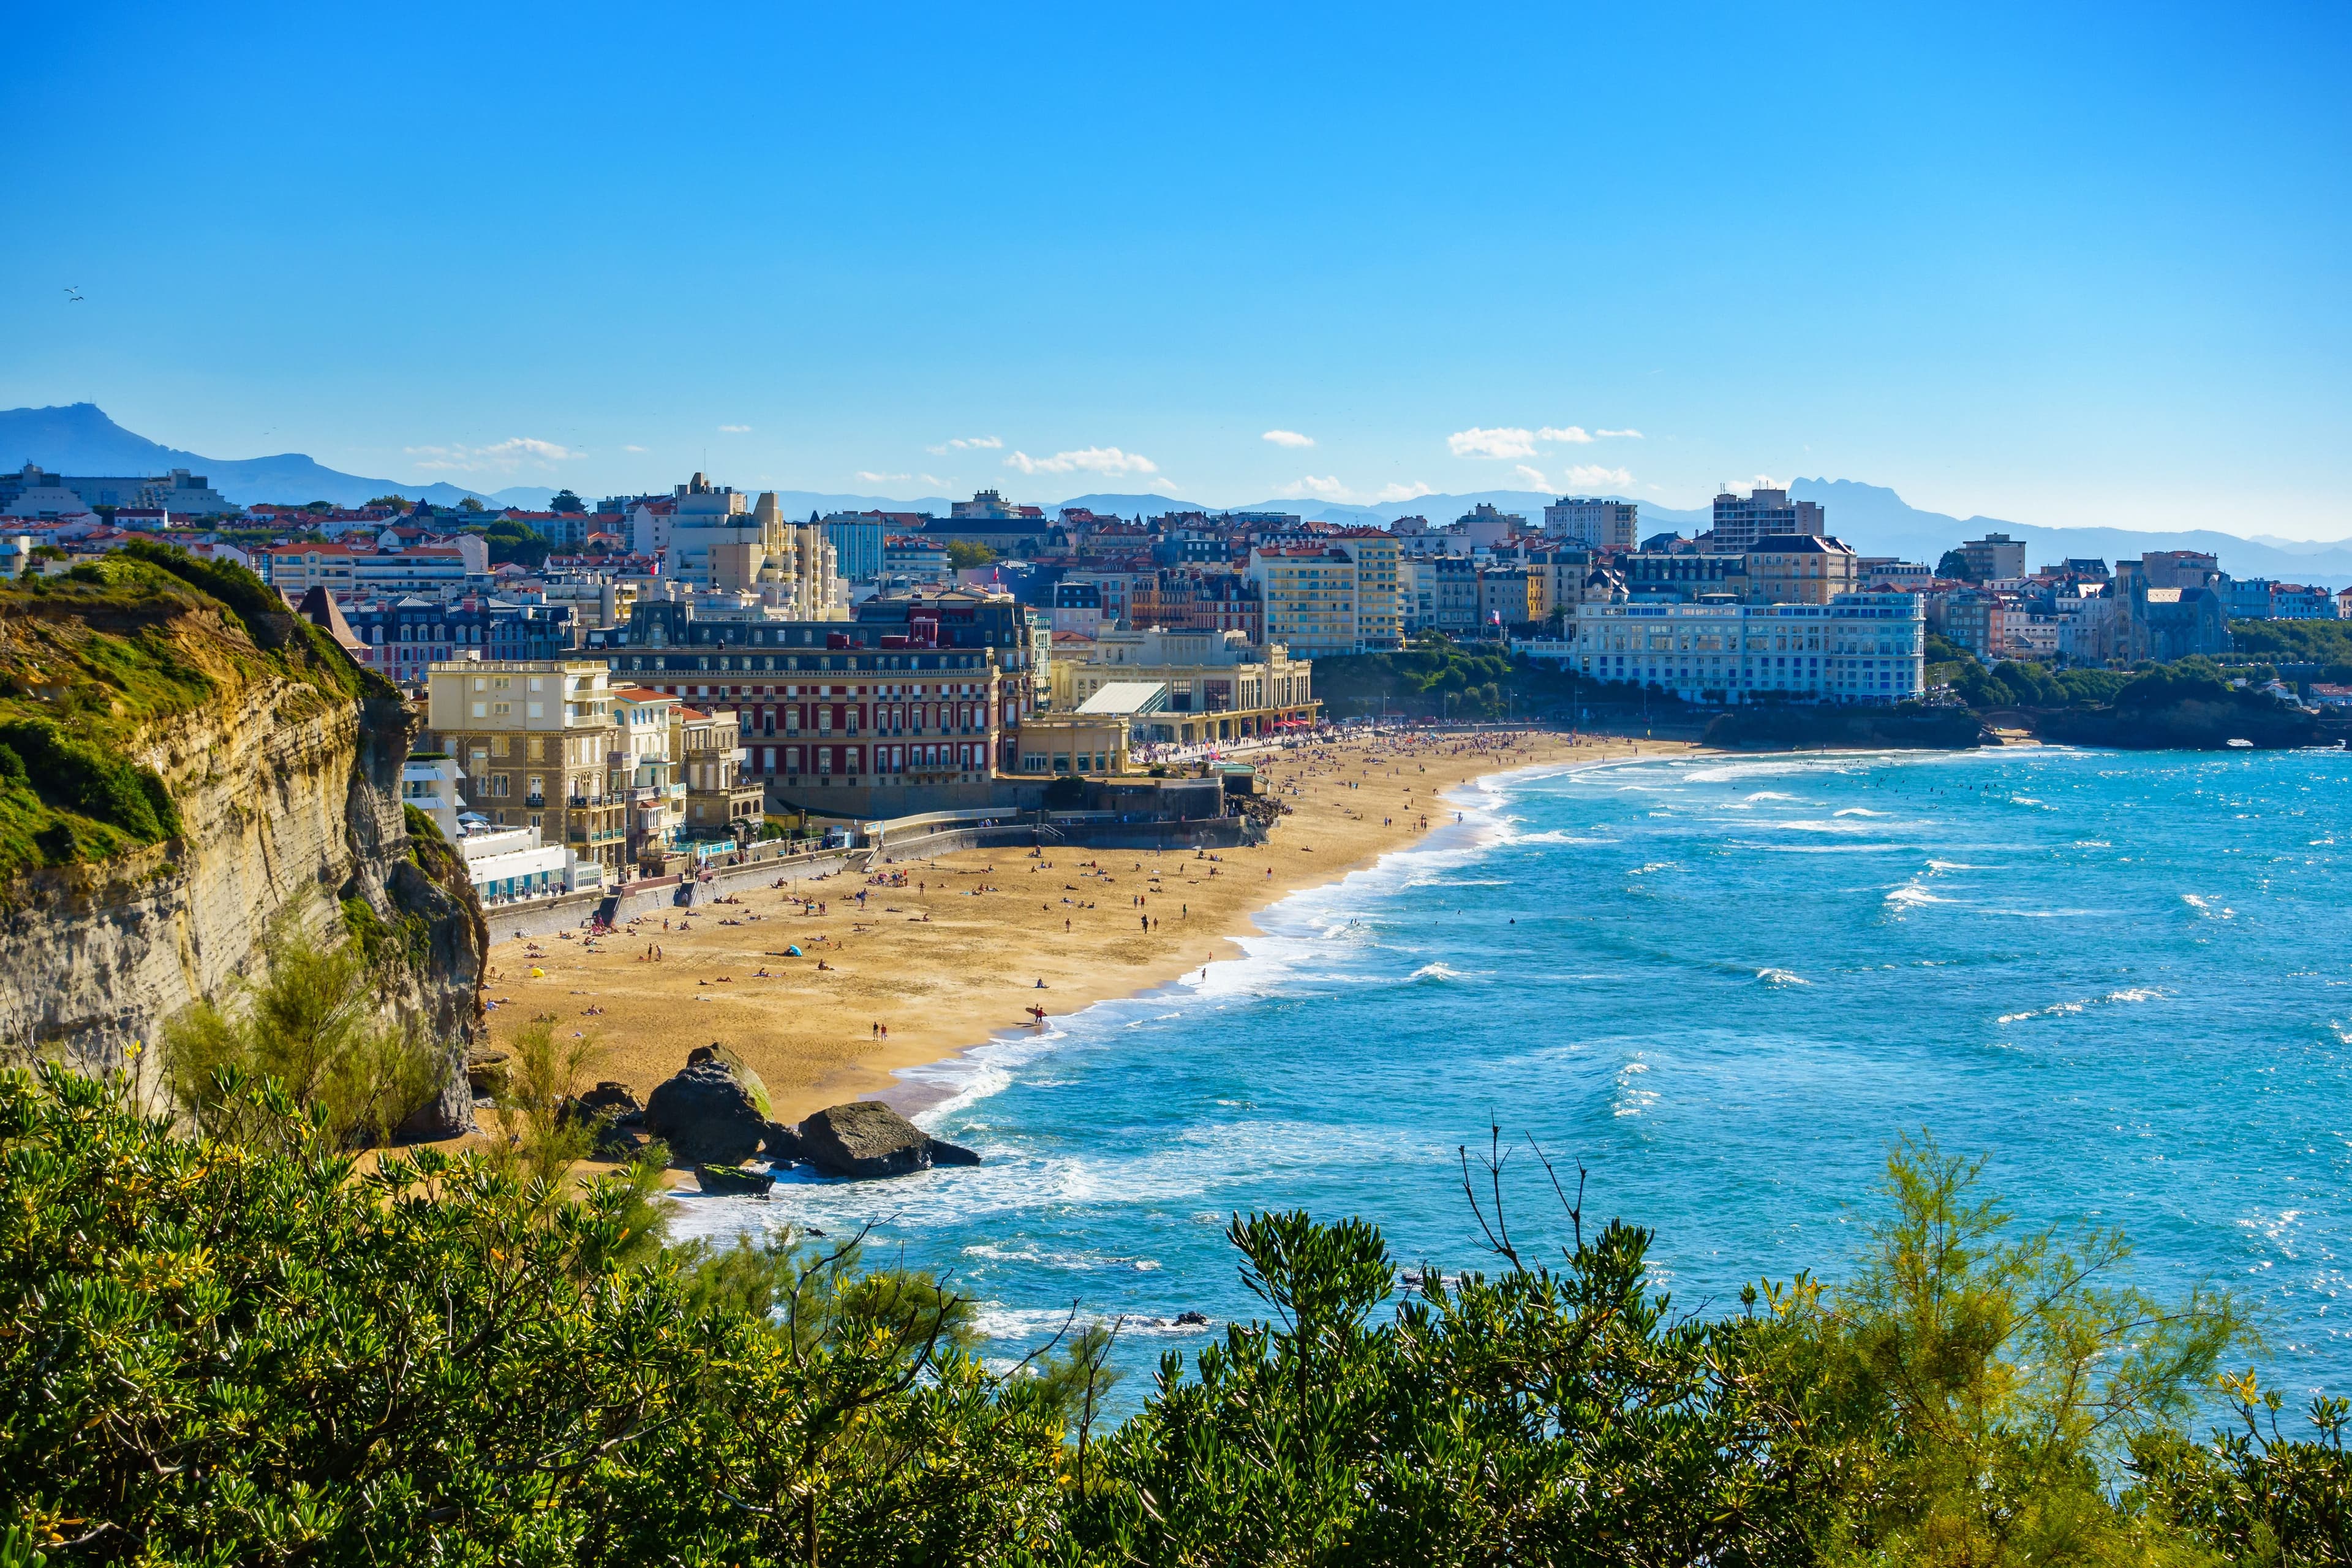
[2,1068,2344,1564]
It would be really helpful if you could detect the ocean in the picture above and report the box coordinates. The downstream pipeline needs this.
[670,746,2352,1413]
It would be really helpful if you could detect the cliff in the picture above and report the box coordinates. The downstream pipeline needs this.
[0,549,484,1134]
[1702,704,1989,752]
[2029,695,2334,750]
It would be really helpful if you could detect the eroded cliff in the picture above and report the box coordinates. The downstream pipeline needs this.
[0,550,484,1133]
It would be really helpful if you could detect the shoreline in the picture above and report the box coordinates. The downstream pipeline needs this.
[870,748,1627,1122]
[482,731,1706,1127]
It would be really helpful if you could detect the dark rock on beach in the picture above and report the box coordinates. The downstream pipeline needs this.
[694,1163,775,1197]
[788,1100,982,1179]
[645,1045,772,1166]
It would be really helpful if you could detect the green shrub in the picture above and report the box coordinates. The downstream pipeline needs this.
[0,717,179,845]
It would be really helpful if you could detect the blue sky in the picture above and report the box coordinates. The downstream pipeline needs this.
[6,1,2348,534]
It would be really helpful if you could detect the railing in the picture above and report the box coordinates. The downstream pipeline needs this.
[861,807,1008,845]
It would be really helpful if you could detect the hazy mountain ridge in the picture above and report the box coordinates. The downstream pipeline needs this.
[6,404,2346,585]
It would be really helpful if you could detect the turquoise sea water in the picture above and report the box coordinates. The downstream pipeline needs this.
[673,747,2352,1410]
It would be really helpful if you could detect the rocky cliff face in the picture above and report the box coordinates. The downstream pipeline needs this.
[0,562,484,1133]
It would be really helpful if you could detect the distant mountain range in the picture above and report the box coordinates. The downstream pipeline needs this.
[7,402,2350,587]
[0,404,555,511]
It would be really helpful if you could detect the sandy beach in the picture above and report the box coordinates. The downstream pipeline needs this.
[481,729,1700,1123]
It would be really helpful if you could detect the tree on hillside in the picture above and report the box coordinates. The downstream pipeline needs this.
[1937,548,1976,582]
[457,496,485,513]
[362,494,412,511]
[550,488,586,514]
[946,541,996,571]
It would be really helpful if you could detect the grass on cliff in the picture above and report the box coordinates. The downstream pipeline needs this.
[0,543,394,884]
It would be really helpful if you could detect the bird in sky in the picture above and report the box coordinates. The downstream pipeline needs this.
[62,286,83,303]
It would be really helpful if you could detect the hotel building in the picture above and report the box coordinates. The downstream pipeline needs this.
[1564,592,1926,704]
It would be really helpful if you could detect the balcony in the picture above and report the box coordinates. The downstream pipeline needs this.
[524,795,546,809]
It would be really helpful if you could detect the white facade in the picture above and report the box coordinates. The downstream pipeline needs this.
[1542,497,1638,550]
[1558,592,1925,704]
[399,757,599,901]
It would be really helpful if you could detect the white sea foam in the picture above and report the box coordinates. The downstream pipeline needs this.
[962,1242,1161,1272]
[1996,987,2171,1024]
[1406,962,1463,983]
[1611,1057,1659,1118]
[2182,894,2236,919]
[1833,807,1890,818]
[1628,861,1675,876]
[1884,883,1949,909]
[970,1304,1214,1342]
[1757,968,1809,987]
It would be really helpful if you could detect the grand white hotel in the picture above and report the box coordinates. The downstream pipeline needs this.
[1521,592,1927,705]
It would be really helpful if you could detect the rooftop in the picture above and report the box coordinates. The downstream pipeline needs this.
[1074,681,1171,717]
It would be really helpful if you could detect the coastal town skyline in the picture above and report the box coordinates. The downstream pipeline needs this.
[8,3,2350,539]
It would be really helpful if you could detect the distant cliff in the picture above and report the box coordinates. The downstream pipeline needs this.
[2029,697,2332,750]
[0,548,483,1133]
[1702,704,1989,752]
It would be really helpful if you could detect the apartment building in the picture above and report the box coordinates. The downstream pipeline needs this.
[595,594,1014,814]
[673,704,765,842]
[1704,487,1825,551]
[1567,592,1924,704]
[1476,566,1540,631]
[1332,530,1403,649]
[1744,535,1861,605]
[420,660,657,876]
[1959,533,2028,582]
[1248,545,1361,657]
[1542,496,1639,551]
[1401,555,1479,636]
[257,541,361,595]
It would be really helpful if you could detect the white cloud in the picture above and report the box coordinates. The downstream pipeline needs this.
[622,443,647,453]
[1447,426,1539,459]
[1450,423,1640,459]
[1003,446,1159,478]
[718,423,752,433]
[1511,464,1550,489]
[927,435,1003,454]
[403,436,579,473]
[855,471,910,484]
[1563,464,1634,488]
[1262,429,1314,448]
[1273,476,1436,505]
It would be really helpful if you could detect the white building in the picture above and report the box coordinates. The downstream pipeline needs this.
[1542,497,1638,550]
[1552,592,1924,704]
[1860,558,1934,590]
[399,756,600,902]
